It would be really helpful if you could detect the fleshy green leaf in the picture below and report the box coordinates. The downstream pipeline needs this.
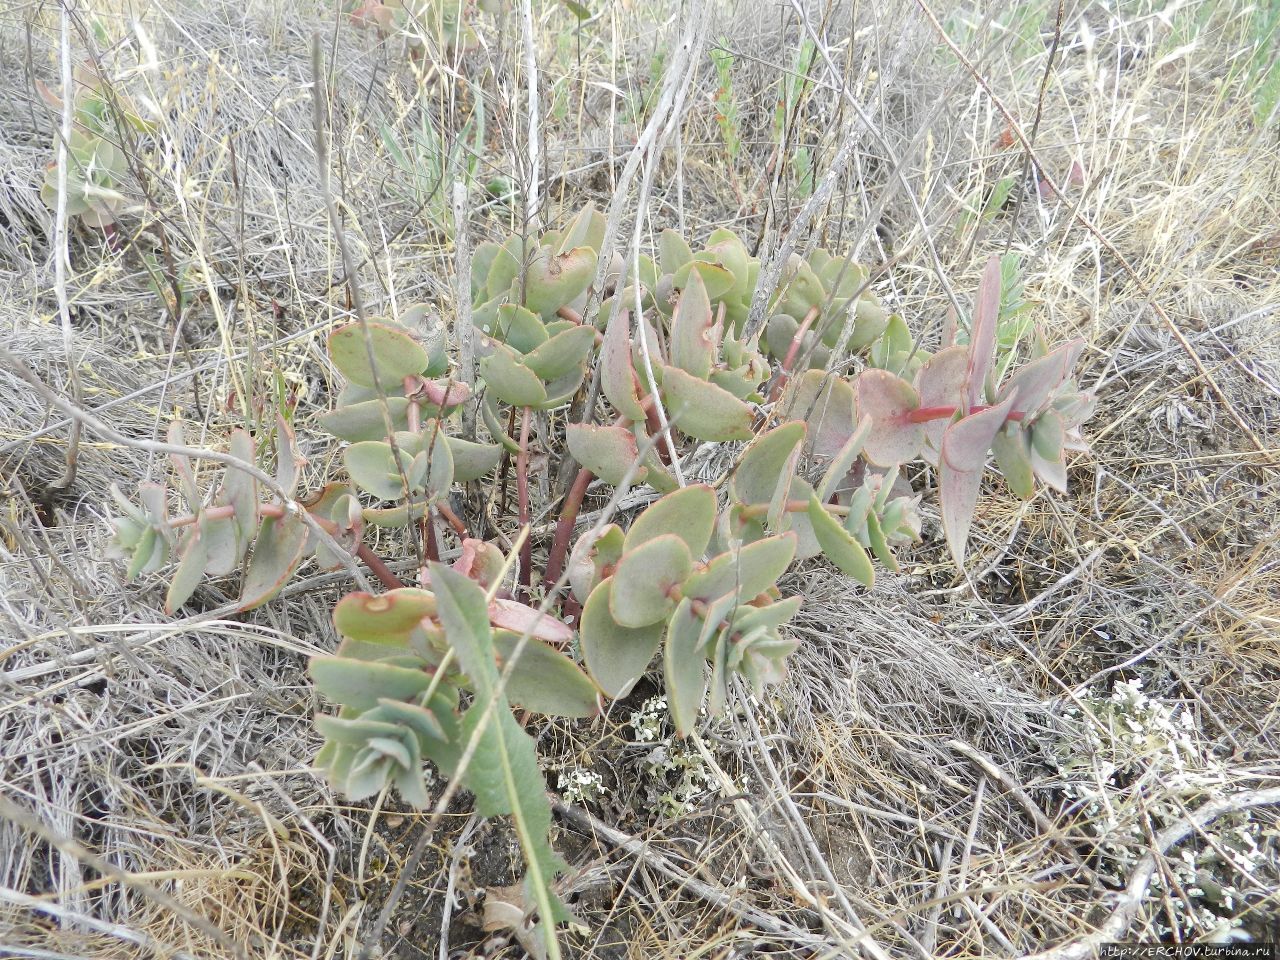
[579,578,665,698]
[664,597,706,737]
[683,533,798,602]
[362,500,430,528]
[609,535,692,627]
[965,257,1001,407]
[777,476,821,559]
[238,511,308,611]
[601,307,646,420]
[556,203,605,255]
[673,260,736,301]
[565,423,643,486]
[524,246,595,319]
[492,631,599,718]
[914,344,968,455]
[522,324,595,381]
[166,525,208,613]
[447,436,503,481]
[808,495,874,587]
[941,394,1018,473]
[856,369,924,467]
[658,228,693,275]
[939,458,984,568]
[670,269,716,380]
[317,397,412,442]
[623,484,717,557]
[334,588,438,645]
[998,340,1084,416]
[567,524,624,603]
[1031,409,1065,463]
[816,415,872,503]
[863,509,897,570]
[484,303,549,353]
[166,421,200,513]
[344,441,408,501]
[329,321,431,389]
[938,384,1017,564]
[991,423,1035,499]
[480,342,548,407]
[275,415,302,498]
[783,369,856,460]
[311,656,433,712]
[218,429,258,551]
[730,421,806,511]
[659,365,753,442]
[200,513,242,577]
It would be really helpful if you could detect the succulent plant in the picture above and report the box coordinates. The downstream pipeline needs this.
[764,249,891,373]
[100,212,1095,959]
[347,0,479,54]
[39,63,149,228]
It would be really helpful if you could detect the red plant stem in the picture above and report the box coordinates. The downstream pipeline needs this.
[356,542,405,590]
[516,406,533,599]
[906,404,1026,424]
[424,509,439,563]
[168,497,407,591]
[543,465,594,587]
[639,394,677,465]
[307,510,404,590]
[498,405,517,515]
[437,501,469,538]
[167,503,237,528]
[770,304,821,402]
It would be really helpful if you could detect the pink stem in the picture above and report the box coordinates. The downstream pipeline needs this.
[517,406,533,599]
[544,465,594,588]
[906,404,1026,424]
[770,304,821,402]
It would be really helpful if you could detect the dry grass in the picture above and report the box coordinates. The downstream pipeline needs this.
[2,0,1278,957]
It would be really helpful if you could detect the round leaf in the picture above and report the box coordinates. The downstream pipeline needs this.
[479,342,548,407]
[329,321,431,389]
[730,421,806,509]
[856,369,924,467]
[522,324,596,381]
[580,579,665,698]
[317,397,412,442]
[565,423,643,486]
[492,631,600,718]
[623,484,717,557]
[334,588,437,645]
[660,365,754,442]
[609,535,691,627]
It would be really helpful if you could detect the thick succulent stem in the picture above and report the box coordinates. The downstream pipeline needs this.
[517,406,533,599]
[544,465,594,588]
[437,501,469,539]
[639,393,677,465]
[357,542,405,590]
[770,304,821,402]
[424,510,439,563]
[907,404,1027,424]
